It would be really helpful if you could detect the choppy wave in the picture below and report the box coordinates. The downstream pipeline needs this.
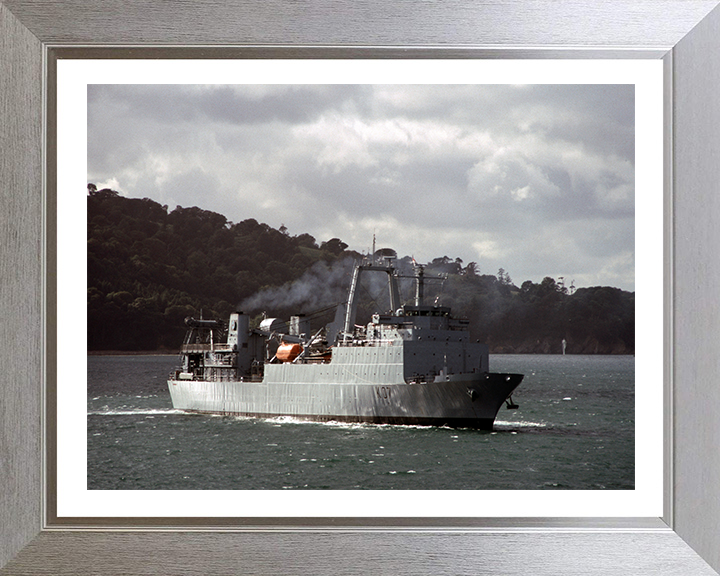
[87,354,636,490]
[256,416,454,431]
[256,416,548,432]
[494,420,549,428]
[87,408,184,416]
[257,416,391,430]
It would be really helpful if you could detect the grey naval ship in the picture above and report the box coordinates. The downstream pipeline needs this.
[168,253,523,429]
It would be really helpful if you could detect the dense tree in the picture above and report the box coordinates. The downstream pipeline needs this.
[87,188,361,350]
[87,188,634,353]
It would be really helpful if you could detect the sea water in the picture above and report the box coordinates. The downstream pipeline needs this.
[87,354,634,490]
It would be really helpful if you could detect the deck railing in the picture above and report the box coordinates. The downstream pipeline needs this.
[180,343,235,353]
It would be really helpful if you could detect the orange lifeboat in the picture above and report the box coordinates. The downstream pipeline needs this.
[276,342,302,363]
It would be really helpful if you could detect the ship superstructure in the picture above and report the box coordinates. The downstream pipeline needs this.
[168,253,522,429]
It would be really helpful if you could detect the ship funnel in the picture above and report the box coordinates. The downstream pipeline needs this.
[227,312,249,349]
[290,315,310,339]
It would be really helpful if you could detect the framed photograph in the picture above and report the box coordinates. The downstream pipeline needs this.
[2,1,719,574]
[64,59,660,520]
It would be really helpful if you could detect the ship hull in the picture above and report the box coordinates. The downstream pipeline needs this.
[167,372,522,430]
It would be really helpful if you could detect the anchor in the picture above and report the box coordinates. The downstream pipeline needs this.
[505,395,519,409]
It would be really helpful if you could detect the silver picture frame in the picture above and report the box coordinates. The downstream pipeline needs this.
[2,1,720,574]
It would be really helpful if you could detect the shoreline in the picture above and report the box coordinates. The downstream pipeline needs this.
[87,350,634,356]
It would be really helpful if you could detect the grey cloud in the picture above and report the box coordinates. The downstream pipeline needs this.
[87,83,636,290]
[89,84,367,127]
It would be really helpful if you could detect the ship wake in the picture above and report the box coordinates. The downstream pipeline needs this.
[88,408,185,416]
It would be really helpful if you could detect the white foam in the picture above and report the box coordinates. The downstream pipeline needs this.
[494,420,549,428]
[87,408,183,416]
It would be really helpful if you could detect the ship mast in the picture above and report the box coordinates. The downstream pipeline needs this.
[414,264,425,306]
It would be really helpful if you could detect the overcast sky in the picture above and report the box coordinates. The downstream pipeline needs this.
[88,84,635,291]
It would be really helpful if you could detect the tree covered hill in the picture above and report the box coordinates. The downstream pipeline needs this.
[87,188,634,354]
